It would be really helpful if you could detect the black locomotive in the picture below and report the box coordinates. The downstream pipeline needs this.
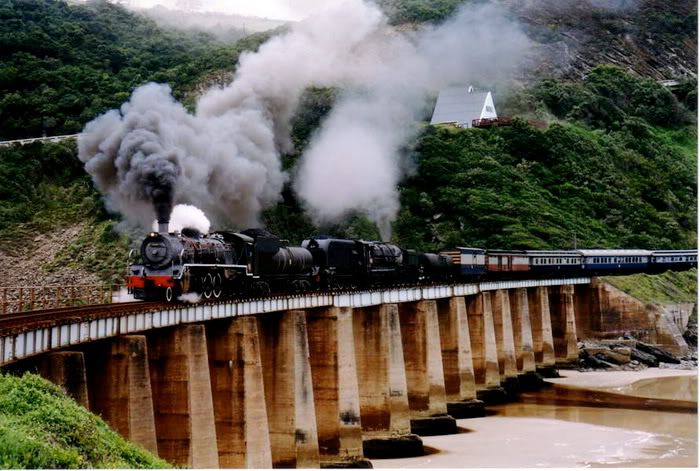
[128,228,314,301]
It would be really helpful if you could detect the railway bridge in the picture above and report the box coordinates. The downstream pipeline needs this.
[0,277,691,468]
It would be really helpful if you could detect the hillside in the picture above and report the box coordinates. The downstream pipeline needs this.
[374,0,698,82]
[391,65,696,252]
[0,373,169,468]
[509,0,698,81]
[0,0,696,288]
[0,0,271,140]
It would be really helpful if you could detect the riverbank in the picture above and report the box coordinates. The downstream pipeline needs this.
[371,367,698,468]
[549,368,697,402]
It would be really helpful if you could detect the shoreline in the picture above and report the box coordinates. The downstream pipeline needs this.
[372,368,698,468]
[548,367,698,389]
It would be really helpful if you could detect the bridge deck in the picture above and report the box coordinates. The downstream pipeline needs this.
[0,278,590,366]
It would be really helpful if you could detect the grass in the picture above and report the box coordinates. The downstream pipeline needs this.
[44,219,133,285]
[602,268,697,305]
[0,373,170,469]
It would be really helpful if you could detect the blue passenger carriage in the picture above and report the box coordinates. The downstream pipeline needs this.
[525,250,582,277]
[578,249,651,275]
[649,250,698,273]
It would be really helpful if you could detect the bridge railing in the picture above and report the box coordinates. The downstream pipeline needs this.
[0,134,80,147]
[0,284,127,314]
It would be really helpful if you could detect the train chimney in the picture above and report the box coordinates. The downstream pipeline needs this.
[158,220,169,234]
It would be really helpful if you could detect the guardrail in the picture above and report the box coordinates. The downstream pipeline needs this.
[0,284,128,314]
[0,134,81,147]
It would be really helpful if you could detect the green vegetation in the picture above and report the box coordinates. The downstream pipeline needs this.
[0,1,695,286]
[0,372,169,468]
[393,65,696,252]
[373,0,467,24]
[0,140,91,248]
[602,269,697,305]
[0,140,130,283]
[0,0,270,139]
[531,65,692,129]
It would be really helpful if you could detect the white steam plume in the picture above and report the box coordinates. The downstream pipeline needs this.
[294,2,533,240]
[151,204,211,234]
[79,0,532,238]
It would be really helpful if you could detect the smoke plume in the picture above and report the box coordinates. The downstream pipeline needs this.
[79,0,532,238]
[294,1,532,240]
[151,203,211,234]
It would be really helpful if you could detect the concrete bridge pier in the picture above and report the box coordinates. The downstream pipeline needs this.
[86,336,158,455]
[466,293,506,404]
[206,317,272,468]
[509,289,543,391]
[491,290,520,397]
[399,300,457,436]
[549,285,579,366]
[353,304,423,458]
[527,287,558,377]
[258,310,320,468]
[38,351,90,409]
[306,307,371,468]
[436,297,484,418]
[147,324,219,468]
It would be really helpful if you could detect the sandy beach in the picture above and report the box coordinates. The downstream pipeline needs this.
[371,367,698,468]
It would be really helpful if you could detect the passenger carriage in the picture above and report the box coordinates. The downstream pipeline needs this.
[578,249,651,275]
[525,250,582,278]
[649,249,698,273]
[485,250,529,278]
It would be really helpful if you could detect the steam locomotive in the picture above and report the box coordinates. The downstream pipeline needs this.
[126,227,697,302]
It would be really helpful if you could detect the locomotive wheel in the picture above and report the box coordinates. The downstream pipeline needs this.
[212,273,223,299]
[202,274,213,299]
[255,281,271,297]
[300,280,311,292]
[165,287,174,302]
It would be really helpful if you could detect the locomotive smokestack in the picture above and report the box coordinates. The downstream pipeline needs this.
[152,188,172,234]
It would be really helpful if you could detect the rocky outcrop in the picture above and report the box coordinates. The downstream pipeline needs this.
[506,0,697,81]
[577,338,695,371]
[575,278,691,356]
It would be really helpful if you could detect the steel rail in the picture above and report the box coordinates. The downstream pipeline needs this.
[0,301,164,335]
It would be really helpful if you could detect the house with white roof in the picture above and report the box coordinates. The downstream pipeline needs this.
[430,86,497,128]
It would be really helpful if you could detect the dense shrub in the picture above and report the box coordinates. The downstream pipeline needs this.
[0,373,169,468]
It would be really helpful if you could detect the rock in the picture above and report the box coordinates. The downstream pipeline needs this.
[591,353,620,369]
[630,348,659,367]
[636,342,680,364]
[683,316,697,347]
[579,349,618,369]
[611,347,632,361]
[583,347,630,365]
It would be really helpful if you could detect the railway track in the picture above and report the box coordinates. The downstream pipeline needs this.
[0,285,414,336]
[0,301,165,335]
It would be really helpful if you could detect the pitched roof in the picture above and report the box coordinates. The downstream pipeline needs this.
[430,87,489,125]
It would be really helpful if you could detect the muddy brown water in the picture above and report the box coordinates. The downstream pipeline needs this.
[372,371,698,468]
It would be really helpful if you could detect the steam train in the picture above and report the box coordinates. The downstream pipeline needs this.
[126,227,697,302]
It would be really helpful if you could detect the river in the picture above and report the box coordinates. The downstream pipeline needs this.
[372,369,698,468]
